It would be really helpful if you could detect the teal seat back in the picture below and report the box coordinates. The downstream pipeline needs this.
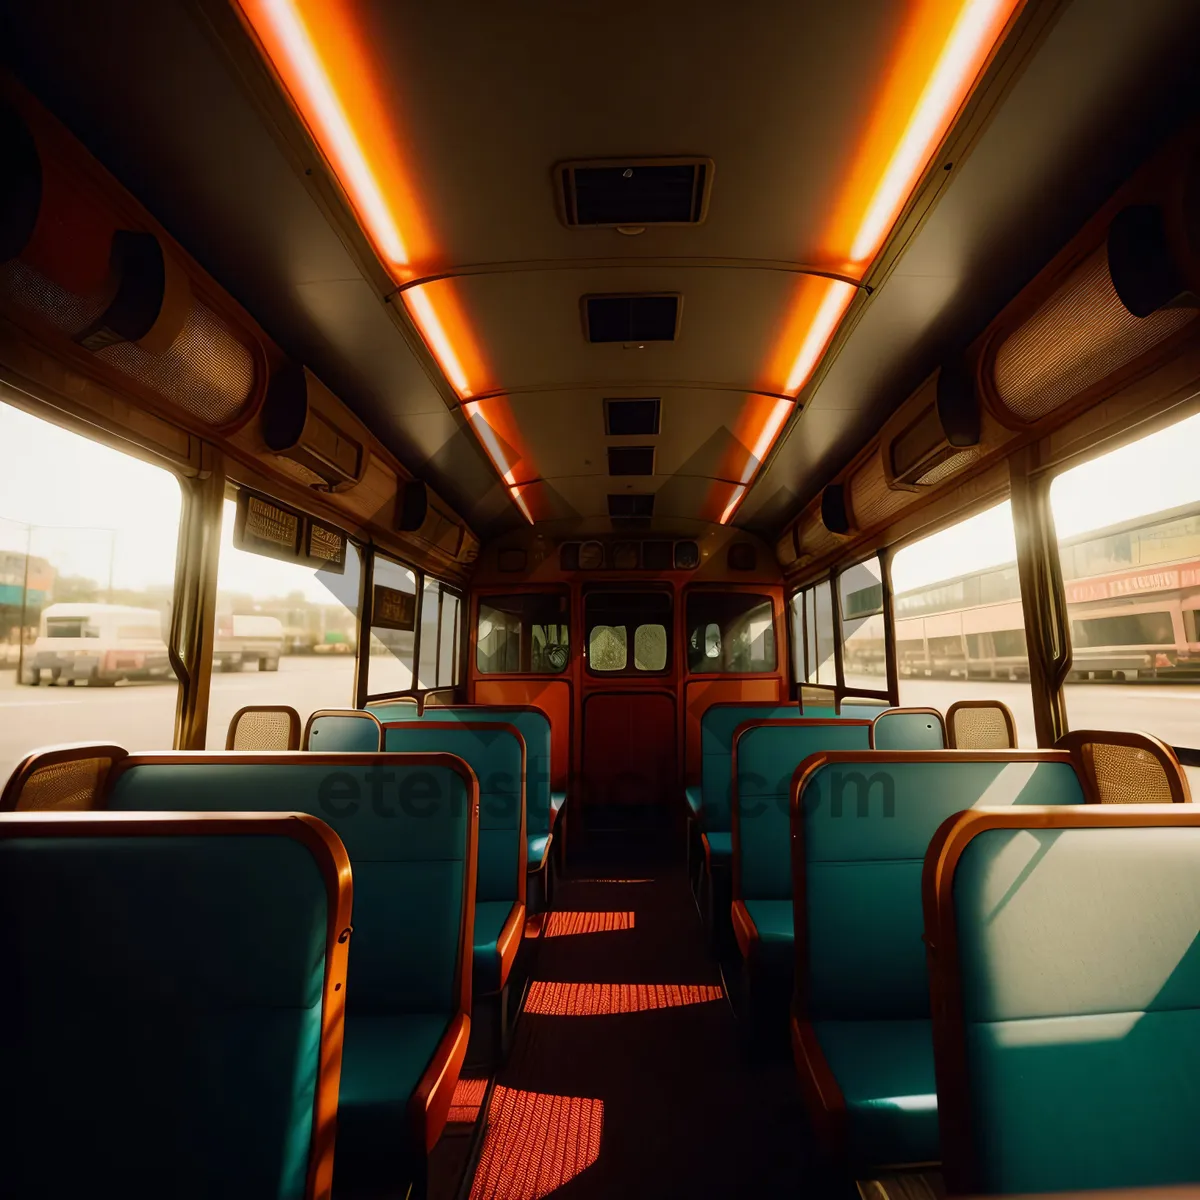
[106,756,473,1015]
[799,756,1085,1023]
[378,705,553,839]
[699,704,802,831]
[382,722,524,904]
[733,720,873,900]
[946,819,1200,1194]
[871,708,945,751]
[306,711,382,752]
[0,812,344,1199]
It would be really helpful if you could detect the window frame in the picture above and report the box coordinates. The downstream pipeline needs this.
[835,553,891,701]
[472,587,572,678]
[682,584,780,678]
[1040,407,1200,760]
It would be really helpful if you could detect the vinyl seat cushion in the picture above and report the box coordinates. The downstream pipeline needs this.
[527,834,550,870]
[814,1019,938,1167]
[703,830,732,865]
[685,785,703,817]
[473,900,519,994]
[742,898,793,971]
[335,1013,450,1180]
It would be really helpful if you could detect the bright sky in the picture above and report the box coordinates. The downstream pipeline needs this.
[0,396,359,604]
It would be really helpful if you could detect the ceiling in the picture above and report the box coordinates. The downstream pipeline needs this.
[3,0,1199,541]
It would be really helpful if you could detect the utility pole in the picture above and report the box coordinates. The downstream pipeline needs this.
[16,523,31,684]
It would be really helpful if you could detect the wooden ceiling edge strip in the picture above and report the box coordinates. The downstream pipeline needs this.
[466,382,799,402]
[388,259,869,292]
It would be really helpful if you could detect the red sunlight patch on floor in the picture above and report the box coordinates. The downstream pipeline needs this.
[523,981,725,1016]
[543,911,635,937]
[469,1086,603,1200]
[448,1076,489,1124]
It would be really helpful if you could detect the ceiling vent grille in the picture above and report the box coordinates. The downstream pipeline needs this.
[607,445,655,475]
[604,398,660,436]
[558,158,713,227]
[584,294,679,343]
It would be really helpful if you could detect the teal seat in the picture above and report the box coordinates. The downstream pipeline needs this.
[793,751,1086,1170]
[335,1013,449,1180]
[685,784,702,816]
[0,809,351,1199]
[697,703,802,836]
[100,752,477,1193]
[870,708,945,751]
[928,806,1200,1196]
[382,720,526,996]
[731,719,873,984]
[814,1020,938,1167]
[304,709,383,751]
[377,702,556,873]
[703,829,732,865]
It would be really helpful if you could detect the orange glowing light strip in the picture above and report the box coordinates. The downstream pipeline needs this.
[239,1,540,519]
[240,0,410,270]
[724,0,1022,524]
[403,287,471,397]
[464,401,535,524]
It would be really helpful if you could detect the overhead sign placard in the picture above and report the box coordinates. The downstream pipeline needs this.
[234,488,348,575]
[373,585,416,631]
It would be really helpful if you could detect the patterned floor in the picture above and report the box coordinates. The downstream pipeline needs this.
[449,868,832,1198]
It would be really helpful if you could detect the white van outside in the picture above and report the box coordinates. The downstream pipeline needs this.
[24,603,171,686]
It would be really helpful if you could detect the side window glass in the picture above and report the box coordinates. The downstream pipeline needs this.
[367,555,417,697]
[839,557,886,693]
[208,493,361,738]
[892,501,1033,744]
[1050,410,1200,770]
[1,398,184,780]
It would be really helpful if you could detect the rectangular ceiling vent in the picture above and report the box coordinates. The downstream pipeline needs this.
[607,446,655,476]
[604,398,660,436]
[558,158,713,227]
[584,294,679,344]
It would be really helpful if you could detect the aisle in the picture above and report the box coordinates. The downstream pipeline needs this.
[460,869,827,1198]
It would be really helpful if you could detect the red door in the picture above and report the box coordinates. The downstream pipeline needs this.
[579,589,678,835]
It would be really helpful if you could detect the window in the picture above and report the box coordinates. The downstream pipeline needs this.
[416,576,461,691]
[839,558,886,692]
[0,396,183,782]
[584,591,671,674]
[206,494,362,740]
[439,591,461,687]
[1050,409,1200,763]
[366,555,416,697]
[686,592,776,674]
[476,592,569,674]
[589,625,627,672]
[789,580,835,686]
[891,501,1034,745]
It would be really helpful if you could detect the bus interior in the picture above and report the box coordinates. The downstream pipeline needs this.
[2,1,1200,1197]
